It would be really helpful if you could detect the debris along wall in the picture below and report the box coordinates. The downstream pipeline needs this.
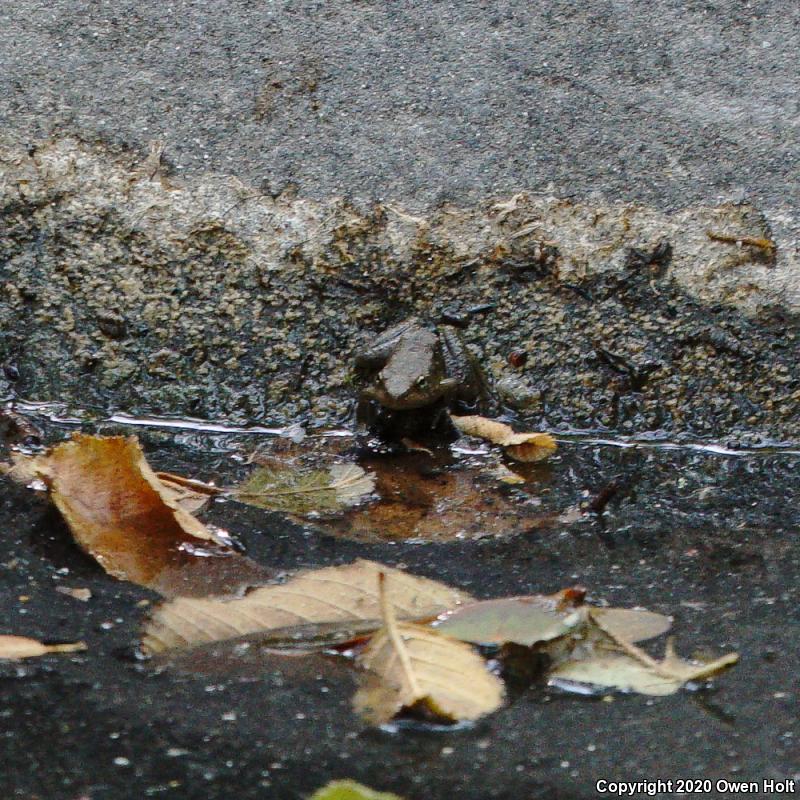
[1,137,798,438]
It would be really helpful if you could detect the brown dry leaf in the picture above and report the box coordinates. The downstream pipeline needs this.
[488,463,526,485]
[0,635,86,660]
[38,434,213,539]
[450,415,557,462]
[142,559,472,654]
[353,575,505,725]
[2,451,48,488]
[27,434,271,597]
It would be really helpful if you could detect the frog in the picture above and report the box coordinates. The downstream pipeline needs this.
[354,317,483,413]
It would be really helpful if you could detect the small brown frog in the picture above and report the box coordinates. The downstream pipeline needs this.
[355,317,482,413]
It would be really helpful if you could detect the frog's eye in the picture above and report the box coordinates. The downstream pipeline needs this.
[415,376,428,389]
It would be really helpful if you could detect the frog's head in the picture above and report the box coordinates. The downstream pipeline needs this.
[362,333,458,411]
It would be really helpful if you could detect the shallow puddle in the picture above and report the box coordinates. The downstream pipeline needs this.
[2,401,799,799]
[6,402,800,549]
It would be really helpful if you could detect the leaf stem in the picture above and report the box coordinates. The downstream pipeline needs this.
[379,573,422,698]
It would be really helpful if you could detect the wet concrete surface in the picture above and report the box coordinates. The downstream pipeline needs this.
[1,420,798,799]
[2,0,798,229]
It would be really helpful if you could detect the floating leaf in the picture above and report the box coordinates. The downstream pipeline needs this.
[353,574,504,725]
[450,415,557,462]
[234,461,376,515]
[589,607,672,644]
[142,559,472,654]
[309,780,405,800]
[0,635,86,660]
[22,434,271,597]
[434,593,585,646]
[550,654,681,696]
[657,639,740,684]
[549,640,739,697]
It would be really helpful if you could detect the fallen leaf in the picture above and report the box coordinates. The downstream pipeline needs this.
[25,434,271,597]
[55,586,92,602]
[320,451,554,543]
[550,653,682,696]
[353,574,504,725]
[142,559,472,654]
[309,780,405,800]
[39,434,217,537]
[488,463,526,484]
[155,471,221,514]
[450,415,557,462]
[589,607,672,643]
[2,451,48,489]
[548,640,739,697]
[433,594,585,646]
[0,635,86,660]
[159,619,386,657]
[234,461,376,515]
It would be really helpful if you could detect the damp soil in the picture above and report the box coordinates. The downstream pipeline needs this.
[1,413,798,800]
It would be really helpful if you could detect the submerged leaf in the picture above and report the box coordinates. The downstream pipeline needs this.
[142,559,472,654]
[450,415,557,462]
[0,635,86,660]
[234,461,376,515]
[353,575,504,725]
[309,780,405,800]
[320,450,555,543]
[23,434,271,597]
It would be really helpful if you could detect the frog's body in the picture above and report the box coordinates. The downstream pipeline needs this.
[355,317,483,415]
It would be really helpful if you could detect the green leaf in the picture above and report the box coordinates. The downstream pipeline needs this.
[309,779,405,800]
[234,462,376,515]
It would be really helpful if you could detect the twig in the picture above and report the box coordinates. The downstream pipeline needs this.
[706,230,775,253]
